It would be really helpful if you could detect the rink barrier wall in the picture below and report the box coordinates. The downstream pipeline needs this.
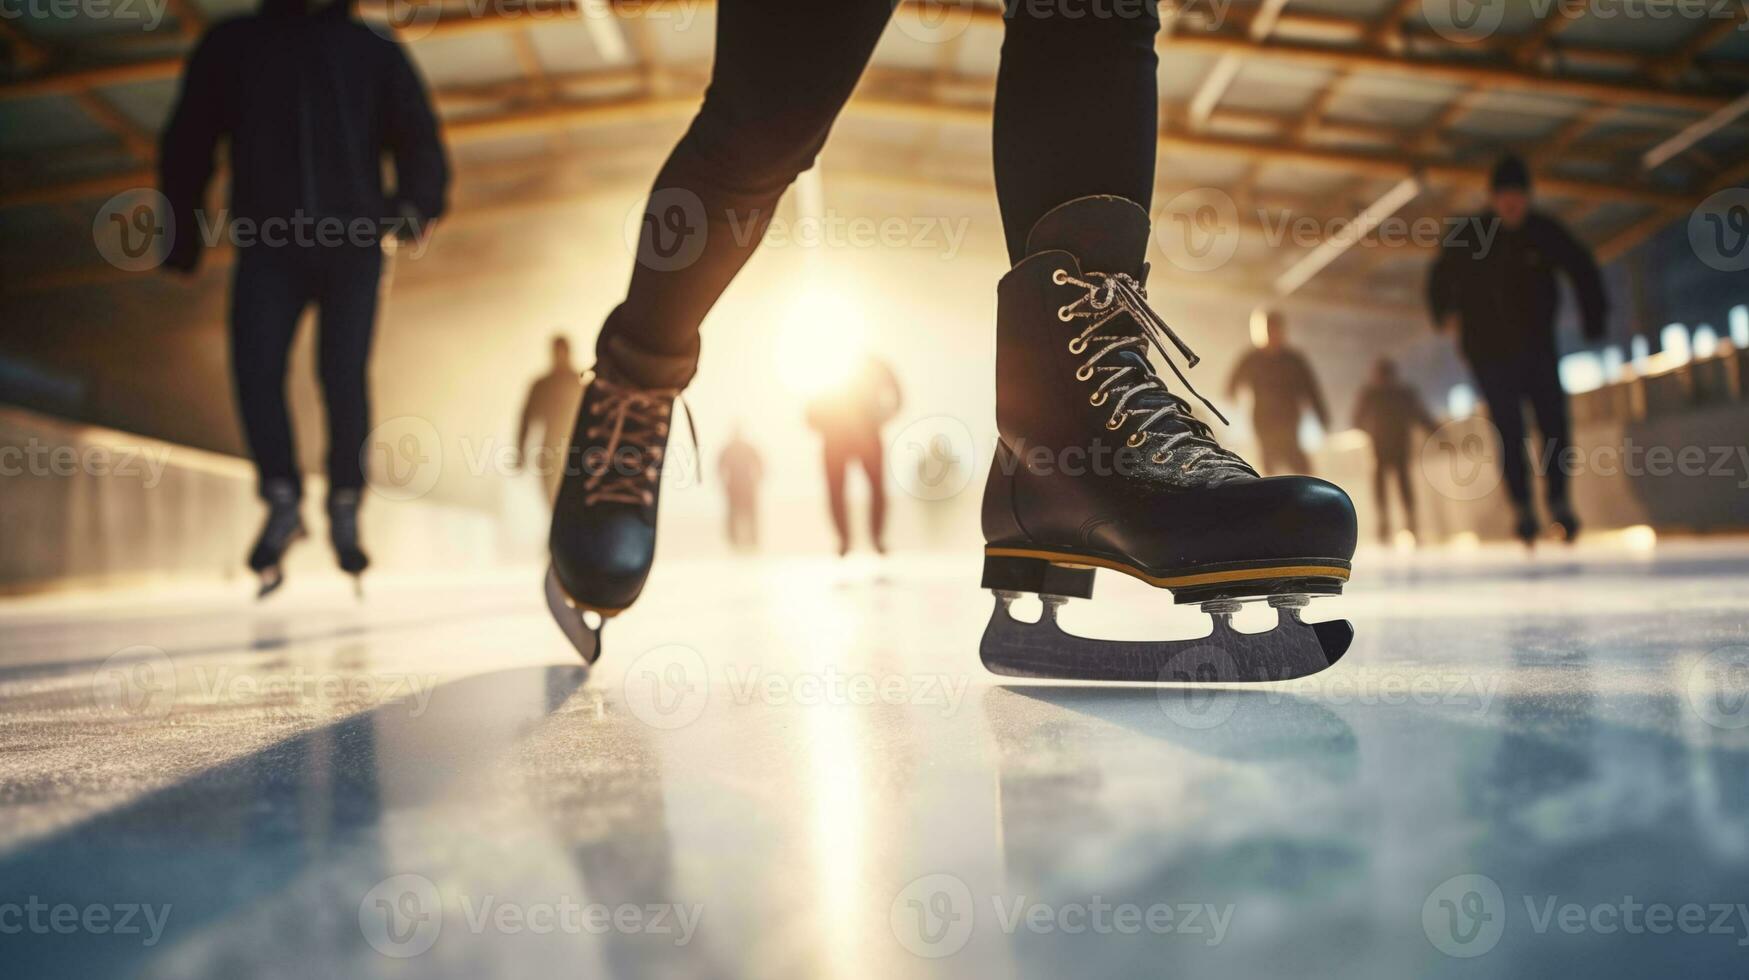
[0,407,510,593]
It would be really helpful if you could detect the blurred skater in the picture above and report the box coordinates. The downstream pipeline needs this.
[159,0,449,595]
[717,425,764,551]
[805,357,901,556]
[1352,358,1438,544]
[1428,154,1607,544]
[517,335,585,505]
[1226,310,1331,475]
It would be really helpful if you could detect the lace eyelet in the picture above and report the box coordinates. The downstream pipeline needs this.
[1151,454,1168,465]
[1105,417,1123,431]
[1067,337,1088,355]
[1052,268,1069,285]
[1089,392,1107,406]
[1057,306,1075,323]
[1127,433,1146,449]
[1075,365,1094,382]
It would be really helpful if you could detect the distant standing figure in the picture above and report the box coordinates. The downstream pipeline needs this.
[1428,154,1607,545]
[1353,358,1438,544]
[1226,310,1330,475]
[806,357,901,555]
[517,336,585,504]
[717,425,765,551]
[158,0,449,596]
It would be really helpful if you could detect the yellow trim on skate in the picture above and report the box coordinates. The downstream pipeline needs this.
[984,547,1350,588]
[550,585,627,618]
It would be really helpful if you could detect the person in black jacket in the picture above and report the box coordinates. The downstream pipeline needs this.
[1226,310,1331,476]
[1353,357,1439,544]
[158,0,449,591]
[1428,155,1606,544]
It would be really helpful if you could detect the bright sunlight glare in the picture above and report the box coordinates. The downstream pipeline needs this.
[775,285,869,398]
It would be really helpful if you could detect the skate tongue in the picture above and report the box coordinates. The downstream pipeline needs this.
[1024,195,1151,280]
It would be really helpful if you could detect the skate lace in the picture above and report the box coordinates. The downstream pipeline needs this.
[1054,269,1255,475]
[582,375,697,507]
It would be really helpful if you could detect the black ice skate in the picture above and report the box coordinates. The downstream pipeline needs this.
[249,478,306,600]
[546,364,691,664]
[1513,506,1541,548]
[1549,503,1580,544]
[327,488,369,597]
[979,196,1357,684]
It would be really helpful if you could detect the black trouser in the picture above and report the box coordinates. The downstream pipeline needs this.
[824,435,886,550]
[229,242,383,499]
[601,0,1164,383]
[1468,345,1571,512]
[1372,450,1414,536]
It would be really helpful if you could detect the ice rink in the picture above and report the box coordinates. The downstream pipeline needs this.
[4,540,1749,978]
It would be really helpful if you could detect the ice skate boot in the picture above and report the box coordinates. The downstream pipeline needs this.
[1513,506,1541,548]
[546,359,692,664]
[979,196,1357,684]
[327,488,369,597]
[249,479,306,600]
[1549,502,1579,544]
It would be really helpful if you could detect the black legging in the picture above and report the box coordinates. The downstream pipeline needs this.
[230,242,382,498]
[599,0,1163,384]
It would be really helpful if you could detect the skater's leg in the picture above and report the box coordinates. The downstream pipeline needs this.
[993,0,1162,262]
[1371,456,1390,541]
[229,246,311,498]
[313,243,384,493]
[860,437,887,553]
[823,441,852,555]
[1470,360,1532,512]
[1526,349,1573,513]
[1393,455,1417,537]
[600,0,895,383]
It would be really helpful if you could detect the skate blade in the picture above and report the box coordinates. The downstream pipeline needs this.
[979,592,1351,683]
[256,568,286,601]
[544,564,610,665]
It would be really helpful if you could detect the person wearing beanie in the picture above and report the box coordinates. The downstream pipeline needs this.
[1427,154,1608,546]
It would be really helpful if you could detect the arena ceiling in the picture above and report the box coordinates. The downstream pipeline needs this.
[2,0,1746,307]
